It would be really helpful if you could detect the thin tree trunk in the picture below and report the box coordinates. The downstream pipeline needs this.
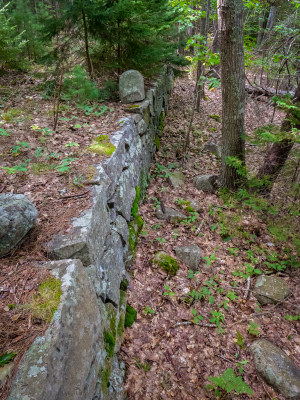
[266,5,276,31]
[257,82,300,194]
[219,0,245,189]
[256,11,265,47]
[212,20,219,53]
[82,7,93,78]
[195,0,210,112]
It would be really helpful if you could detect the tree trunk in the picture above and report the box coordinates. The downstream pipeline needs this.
[82,7,93,79]
[257,82,300,194]
[219,0,245,190]
[195,0,210,112]
[212,20,219,53]
[266,5,276,31]
[256,11,265,47]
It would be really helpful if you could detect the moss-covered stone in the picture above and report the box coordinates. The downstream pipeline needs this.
[131,187,140,218]
[139,170,148,202]
[117,315,125,337]
[106,303,117,337]
[87,135,116,156]
[153,251,179,276]
[120,279,129,291]
[158,112,164,132]
[23,277,62,322]
[128,215,144,256]
[124,304,136,328]
[99,366,111,395]
[126,104,140,109]
[155,134,160,150]
[186,206,195,213]
[104,331,115,358]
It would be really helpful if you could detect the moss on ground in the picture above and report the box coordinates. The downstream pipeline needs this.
[124,304,136,328]
[186,206,195,213]
[153,252,179,276]
[23,277,62,322]
[31,163,56,174]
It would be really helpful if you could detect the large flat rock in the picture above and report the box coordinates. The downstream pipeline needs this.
[250,339,300,399]
[253,275,290,305]
[174,245,201,271]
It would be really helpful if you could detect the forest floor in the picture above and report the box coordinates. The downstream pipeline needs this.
[0,69,130,398]
[122,75,300,399]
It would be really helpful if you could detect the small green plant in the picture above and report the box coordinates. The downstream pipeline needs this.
[73,174,84,187]
[191,308,203,324]
[144,306,155,315]
[134,359,152,373]
[235,330,245,349]
[285,313,300,321]
[210,310,225,333]
[187,270,200,280]
[164,285,175,296]
[54,157,78,173]
[152,223,163,231]
[0,352,17,366]
[154,163,170,178]
[248,321,260,336]
[157,237,167,243]
[206,368,254,397]
[0,128,9,136]
[233,263,261,279]
[65,141,79,147]
[218,299,229,310]
[153,197,161,210]
[173,229,180,239]
[228,247,239,256]
[236,359,249,374]
[203,254,217,267]
[226,291,238,301]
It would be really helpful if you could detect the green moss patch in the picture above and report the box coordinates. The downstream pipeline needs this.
[23,277,62,322]
[126,104,140,109]
[104,331,115,358]
[131,186,140,217]
[186,206,195,213]
[153,251,179,276]
[124,304,137,328]
[120,279,129,291]
[128,215,144,256]
[155,134,160,150]
[117,315,125,337]
[31,163,56,174]
[87,135,116,156]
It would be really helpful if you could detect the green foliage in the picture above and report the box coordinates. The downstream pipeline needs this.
[206,368,254,397]
[88,136,116,156]
[203,253,217,267]
[285,314,300,321]
[54,157,78,173]
[135,359,151,373]
[210,310,225,333]
[235,330,245,349]
[0,352,17,366]
[120,279,129,291]
[164,285,175,296]
[62,66,99,105]
[191,308,203,324]
[104,331,115,357]
[236,359,250,374]
[131,187,140,218]
[99,79,119,101]
[144,306,155,315]
[124,304,137,328]
[248,321,260,336]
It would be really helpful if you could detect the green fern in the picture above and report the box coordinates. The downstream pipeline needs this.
[206,368,254,397]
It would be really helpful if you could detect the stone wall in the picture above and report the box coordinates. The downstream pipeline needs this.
[8,67,174,400]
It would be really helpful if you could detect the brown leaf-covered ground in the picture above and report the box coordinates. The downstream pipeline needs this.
[122,75,300,399]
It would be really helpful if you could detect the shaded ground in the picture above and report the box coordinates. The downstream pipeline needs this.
[122,75,300,399]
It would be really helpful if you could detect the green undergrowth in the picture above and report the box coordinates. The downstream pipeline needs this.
[22,277,62,322]
[124,304,137,328]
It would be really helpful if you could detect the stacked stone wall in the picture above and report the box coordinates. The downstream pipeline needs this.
[8,67,174,400]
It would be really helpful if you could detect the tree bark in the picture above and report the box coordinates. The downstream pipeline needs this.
[82,7,93,79]
[256,11,265,47]
[257,82,300,194]
[219,0,245,190]
[195,0,210,112]
[266,5,276,31]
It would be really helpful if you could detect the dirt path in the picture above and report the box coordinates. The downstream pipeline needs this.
[121,76,300,399]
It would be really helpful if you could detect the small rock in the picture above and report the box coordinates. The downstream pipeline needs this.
[153,251,179,276]
[0,193,38,257]
[0,362,14,389]
[137,119,147,135]
[193,175,218,193]
[119,70,145,104]
[155,206,186,224]
[204,142,222,158]
[253,275,290,305]
[250,339,300,400]
[182,199,203,213]
[168,171,185,188]
[174,245,201,271]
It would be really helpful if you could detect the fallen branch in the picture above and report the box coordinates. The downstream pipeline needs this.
[243,277,251,301]
[172,319,217,329]
[245,84,294,98]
